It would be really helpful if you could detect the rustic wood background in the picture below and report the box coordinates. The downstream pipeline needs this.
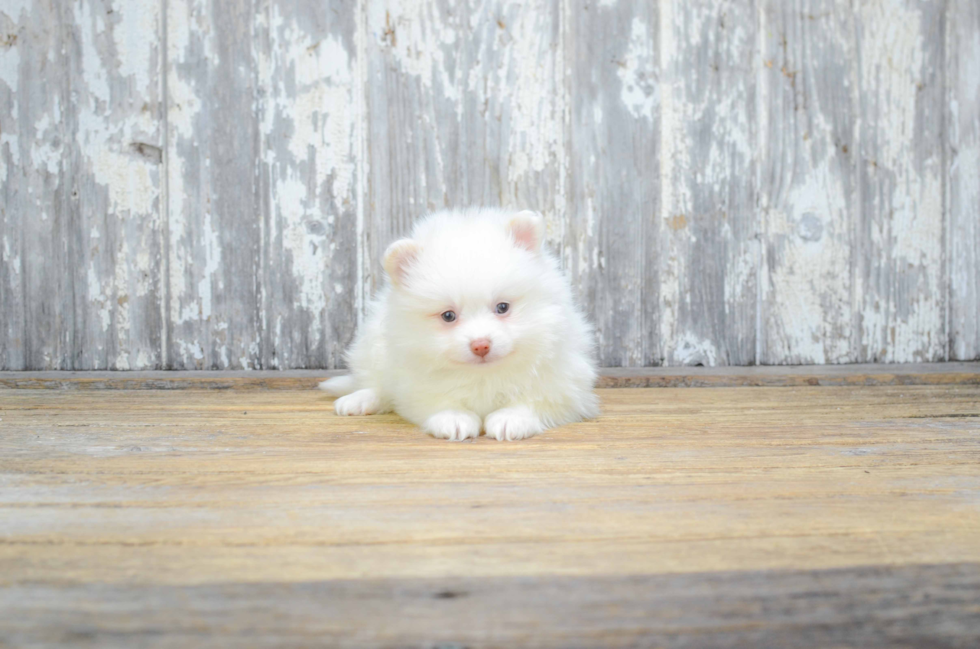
[1,0,977,370]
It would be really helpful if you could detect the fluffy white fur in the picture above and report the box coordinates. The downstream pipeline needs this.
[320,207,599,441]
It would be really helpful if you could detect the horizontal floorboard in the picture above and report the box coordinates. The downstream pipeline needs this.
[2,564,979,649]
[2,384,979,646]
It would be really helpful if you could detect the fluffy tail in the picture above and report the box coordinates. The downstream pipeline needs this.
[318,375,357,396]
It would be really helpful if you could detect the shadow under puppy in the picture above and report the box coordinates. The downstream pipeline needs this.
[321,208,598,441]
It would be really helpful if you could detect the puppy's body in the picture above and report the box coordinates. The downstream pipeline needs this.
[321,208,598,441]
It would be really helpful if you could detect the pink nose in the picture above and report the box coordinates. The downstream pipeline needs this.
[469,338,491,358]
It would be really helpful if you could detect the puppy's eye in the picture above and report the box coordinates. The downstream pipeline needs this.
[495,302,510,315]
[441,311,457,323]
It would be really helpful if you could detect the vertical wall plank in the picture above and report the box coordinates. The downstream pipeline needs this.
[0,2,73,370]
[947,0,980,361]
[0,1,163,370]
[256,0,360,369]
[855,0,945,363]
[166,0,263,369]
[757,0,858,364]
[659,0,758,366]
[362,0,565,296]
[565,0,660,366]
[72,0,165,370]
[363,0,456,272]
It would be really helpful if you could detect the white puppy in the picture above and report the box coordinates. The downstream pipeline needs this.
[320,208,599,441]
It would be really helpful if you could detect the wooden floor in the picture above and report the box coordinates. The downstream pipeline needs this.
[2,376,980,647]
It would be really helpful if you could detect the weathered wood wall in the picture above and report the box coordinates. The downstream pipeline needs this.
[1,0,977,370]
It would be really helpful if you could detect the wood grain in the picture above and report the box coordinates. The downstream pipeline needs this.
[1,1,166,371]
[947,0,980,361]
[257,0,360,369]
[165,0,264,369]
[1,1,978,369]
[73,0,166,372]
[659,0,758,366]
[0,2,74,371]
[1,384,979,645]
[856,0,946,363]
[2,565,979,648]
[566,0,660,367]
[758,0,858,365]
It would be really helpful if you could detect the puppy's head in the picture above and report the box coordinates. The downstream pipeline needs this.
[384,209,562,370]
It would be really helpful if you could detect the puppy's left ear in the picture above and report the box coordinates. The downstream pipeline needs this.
[383,238,421,287]
[507,210,545,253]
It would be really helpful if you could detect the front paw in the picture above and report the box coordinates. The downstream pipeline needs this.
[484,406,544,441]
[335,389,381,416]
[423,410,481,441]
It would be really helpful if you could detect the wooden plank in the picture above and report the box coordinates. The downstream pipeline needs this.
[1,564,978,648]
[72,0,166,371]
[947,0,980,361]
[455,1,566,221]
[659,0,759,366]
[0,1,163,372]
[1,362,979,390]
[256,0,360,368]
[1,385,979,575]
[165,0,263,369]
[0,2,77,370]
[758,0,859,364]
[565,0,659,367]
[855,0,946,363]
[361,0,565,296]
[0,385,979,644]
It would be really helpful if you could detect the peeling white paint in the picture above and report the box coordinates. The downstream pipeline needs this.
[501,3,564,183]
[0,32,19,92]
[0,0,33,22]
[2,0,975,370]
[114,0,158,92]
[196,209,221,321]
[136,349,153,368]
[178,340,205,362]
[31,110,62,174]
[260,6,359,352]
[658,0,683,365]
[858,0,943,362]
[617,17,657,121]
[673,332,718,366]
[949,3,979,362]
[75,1,159,217]
[87,263,111,333]
[372,0,457,101]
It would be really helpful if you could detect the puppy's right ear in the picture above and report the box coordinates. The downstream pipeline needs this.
[383,239,421,287]
[507,210,546,253]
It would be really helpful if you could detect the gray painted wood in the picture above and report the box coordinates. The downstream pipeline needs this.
[1,0,978,369]
[257,0,360,369]
[0,1,73,371]
[758,0,859,365]
[856,0,946,364]
[659,0,759,367]
[73,0,166,371]
[948,0,980,361]
[566,0,660,367]
[165,0,264,369]
[0,1,164,371]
